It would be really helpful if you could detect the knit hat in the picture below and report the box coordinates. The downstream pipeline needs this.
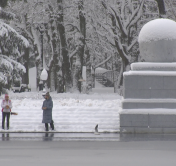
[5,94,9,97]
[45,92,50,96]
[5,94,9,98]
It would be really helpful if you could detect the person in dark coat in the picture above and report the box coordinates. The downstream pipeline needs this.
[42,92,54,131]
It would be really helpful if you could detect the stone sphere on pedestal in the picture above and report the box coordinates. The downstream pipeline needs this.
[138,19,176,62]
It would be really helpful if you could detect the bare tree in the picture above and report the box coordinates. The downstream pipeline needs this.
[101,0,145,88]
[57,0,72,92]
[165,0,176,20]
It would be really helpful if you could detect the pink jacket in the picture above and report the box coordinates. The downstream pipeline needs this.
[1,100,12,112]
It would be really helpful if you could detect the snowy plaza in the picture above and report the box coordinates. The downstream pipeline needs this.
[1,1,176,134]
[0,88,121,132]
[2,1,176,166]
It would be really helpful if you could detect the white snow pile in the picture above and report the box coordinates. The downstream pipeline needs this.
[138,19,176,43]
[0,91,121,132]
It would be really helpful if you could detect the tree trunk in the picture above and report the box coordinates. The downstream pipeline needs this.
[30,26,42,90]
[155,0,166,17]
[105,53,108,69]
[110,9,129,87]
[49,65,55,92]
[72,0,86,92]
[21,13,30,85]
[117,60,123,91]
[50,13,64,93]
[85,50,92,93]
[92,68,95,88]
[72,32,84,92]
[72,48,82,93]
[57,0,72,92]
[22,47,29,85]
[112,55,118,93]
[56,60,64,93]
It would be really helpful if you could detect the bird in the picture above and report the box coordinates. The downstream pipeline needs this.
[94,124,100,135]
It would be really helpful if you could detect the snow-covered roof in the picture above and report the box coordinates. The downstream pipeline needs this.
[138,19,176,43]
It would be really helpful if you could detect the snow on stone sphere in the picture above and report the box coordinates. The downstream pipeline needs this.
[138,19,176,62]
[138,19,176,43]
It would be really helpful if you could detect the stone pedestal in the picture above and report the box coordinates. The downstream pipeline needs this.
[120,63,176,133]
[120,19,176,133]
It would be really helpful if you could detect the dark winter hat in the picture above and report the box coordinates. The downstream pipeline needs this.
[45,92,50,96]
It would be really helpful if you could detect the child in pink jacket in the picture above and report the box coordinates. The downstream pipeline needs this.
[1,94,12,130]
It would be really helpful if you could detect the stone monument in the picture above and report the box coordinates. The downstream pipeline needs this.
[120,19,176,133]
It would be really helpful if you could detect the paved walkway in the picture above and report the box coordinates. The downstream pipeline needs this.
[1,133,176,141]
[1,134,176,166]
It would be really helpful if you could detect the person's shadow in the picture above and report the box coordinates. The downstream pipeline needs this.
[2,133,10,141]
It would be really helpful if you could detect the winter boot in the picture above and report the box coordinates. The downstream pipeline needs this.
[45,123,49,131]
[50,121,54,130]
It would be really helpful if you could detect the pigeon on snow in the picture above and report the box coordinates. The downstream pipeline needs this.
[94,124,100,135]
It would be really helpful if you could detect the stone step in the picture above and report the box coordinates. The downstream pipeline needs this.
[120,112,176,134]
[122,99,176,109]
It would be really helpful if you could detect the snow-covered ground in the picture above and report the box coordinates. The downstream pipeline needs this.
[0,88,122,132]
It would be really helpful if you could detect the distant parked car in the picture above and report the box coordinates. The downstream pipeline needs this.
[12,81,31,93]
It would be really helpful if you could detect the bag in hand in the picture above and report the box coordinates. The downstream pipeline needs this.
[11,112,18,115]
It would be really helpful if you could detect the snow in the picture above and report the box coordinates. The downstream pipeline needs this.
[0,57,13,71]
[0,72,7,84]
[123,98,176,103]
[0,90,121,132]
[131,62,176,71]
[0,22,8,36]
[123,70,176,76]
[0,21,29,47]
[138,19,176,43]
[95,67,109,74]
[120,109,176,115]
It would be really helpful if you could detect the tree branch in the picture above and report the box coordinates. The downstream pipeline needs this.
[127,38,137,52]
[114,35,129,62]
[95,55,112,68]
[109,6,127,37]
[69,49,77,59]
[126,0,145,30]
[65,23,80,32]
